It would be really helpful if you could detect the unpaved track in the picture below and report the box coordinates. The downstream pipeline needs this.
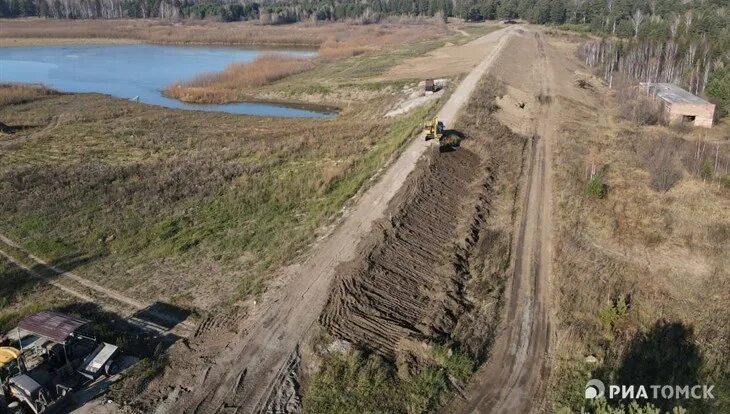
[0,233,195,336]
[162,26,517,414]
[452,29,554,413]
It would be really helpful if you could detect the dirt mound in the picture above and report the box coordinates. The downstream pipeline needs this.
[321,146,483,359]
[318,97,527,364]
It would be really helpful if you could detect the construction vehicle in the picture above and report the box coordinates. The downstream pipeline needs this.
[424,117,459,152]
[0,311,120,414]
[424,117,445,142]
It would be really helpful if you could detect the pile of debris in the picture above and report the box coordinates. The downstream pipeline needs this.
[386,79,449,117]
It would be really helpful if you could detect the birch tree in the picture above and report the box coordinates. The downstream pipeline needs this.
[631,9,644,38]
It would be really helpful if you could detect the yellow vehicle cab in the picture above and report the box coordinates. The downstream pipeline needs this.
[0,347,20,367]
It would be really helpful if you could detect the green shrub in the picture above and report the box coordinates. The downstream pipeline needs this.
[430,344,473,383]
[584,397,683,414]
[587,174,607,199]
[559,23,591,33]
[598,297,628,330]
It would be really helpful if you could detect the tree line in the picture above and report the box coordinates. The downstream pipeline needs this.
[0,0,454,21]
[0,0,726,34]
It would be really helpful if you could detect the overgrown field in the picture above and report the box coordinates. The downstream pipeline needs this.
[0,83,59,107]
[0,18,491,48]
[547,77,730,412]
[0,18,419,46]
[0,81,439,313]
[165,55,316,103]
[302,76,527,412]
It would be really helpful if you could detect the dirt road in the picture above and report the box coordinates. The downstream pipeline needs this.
[154,26,517,414]
[0,233,195,336]
[451,28,555,413]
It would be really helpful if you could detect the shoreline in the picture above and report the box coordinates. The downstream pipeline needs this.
[0,82,338,117]
[0,37,321,49]
[0,37,142,46]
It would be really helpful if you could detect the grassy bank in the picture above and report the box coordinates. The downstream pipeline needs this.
[0,82,438,311]
[0,83,59,107]
[165,55,315,104]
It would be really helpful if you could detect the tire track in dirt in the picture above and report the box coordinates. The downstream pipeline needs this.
[0,233,195,337]
[146,26,518,414]
[451,28,554,413]
[320,146,486,360]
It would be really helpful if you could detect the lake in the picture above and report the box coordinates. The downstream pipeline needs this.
[0,44,334,118]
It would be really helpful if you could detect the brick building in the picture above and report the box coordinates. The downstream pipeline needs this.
[642,83,716,128]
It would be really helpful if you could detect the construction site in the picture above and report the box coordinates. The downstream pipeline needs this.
[1,15,729,414]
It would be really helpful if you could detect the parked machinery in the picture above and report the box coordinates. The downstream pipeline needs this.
[423,117,445,142]
[0,311,120,414]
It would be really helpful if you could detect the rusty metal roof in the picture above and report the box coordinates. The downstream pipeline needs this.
[18,311,89,343]
[641,83,710,105]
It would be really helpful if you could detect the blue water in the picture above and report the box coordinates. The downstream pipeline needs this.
[0,44,334,118]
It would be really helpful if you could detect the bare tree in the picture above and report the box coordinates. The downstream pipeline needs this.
[670,14,681,38]
[631,9,644,38]
[684,10,693,30]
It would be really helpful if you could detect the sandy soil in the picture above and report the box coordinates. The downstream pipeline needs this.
[447,27,591,413]
[129,26,517,414]
[386,24,507,80]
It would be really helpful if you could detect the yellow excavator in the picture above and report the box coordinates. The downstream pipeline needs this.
[423,117,445,142]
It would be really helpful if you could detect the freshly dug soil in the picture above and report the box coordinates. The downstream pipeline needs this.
[321,146,482,359]
[321,91,527,363]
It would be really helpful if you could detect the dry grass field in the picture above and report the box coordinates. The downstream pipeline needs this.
[0,83,59,107]
[0,18,453,47]
[541,35,730,413]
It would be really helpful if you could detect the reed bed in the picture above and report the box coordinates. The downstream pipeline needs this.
[0,83,58,107]
[165,55,314,103]
[0,18,448,47]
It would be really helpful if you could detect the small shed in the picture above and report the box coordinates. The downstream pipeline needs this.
[642,83,716,128]
[18,311,89,345]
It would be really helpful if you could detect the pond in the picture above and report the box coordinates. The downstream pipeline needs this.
[0,44,335,118]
